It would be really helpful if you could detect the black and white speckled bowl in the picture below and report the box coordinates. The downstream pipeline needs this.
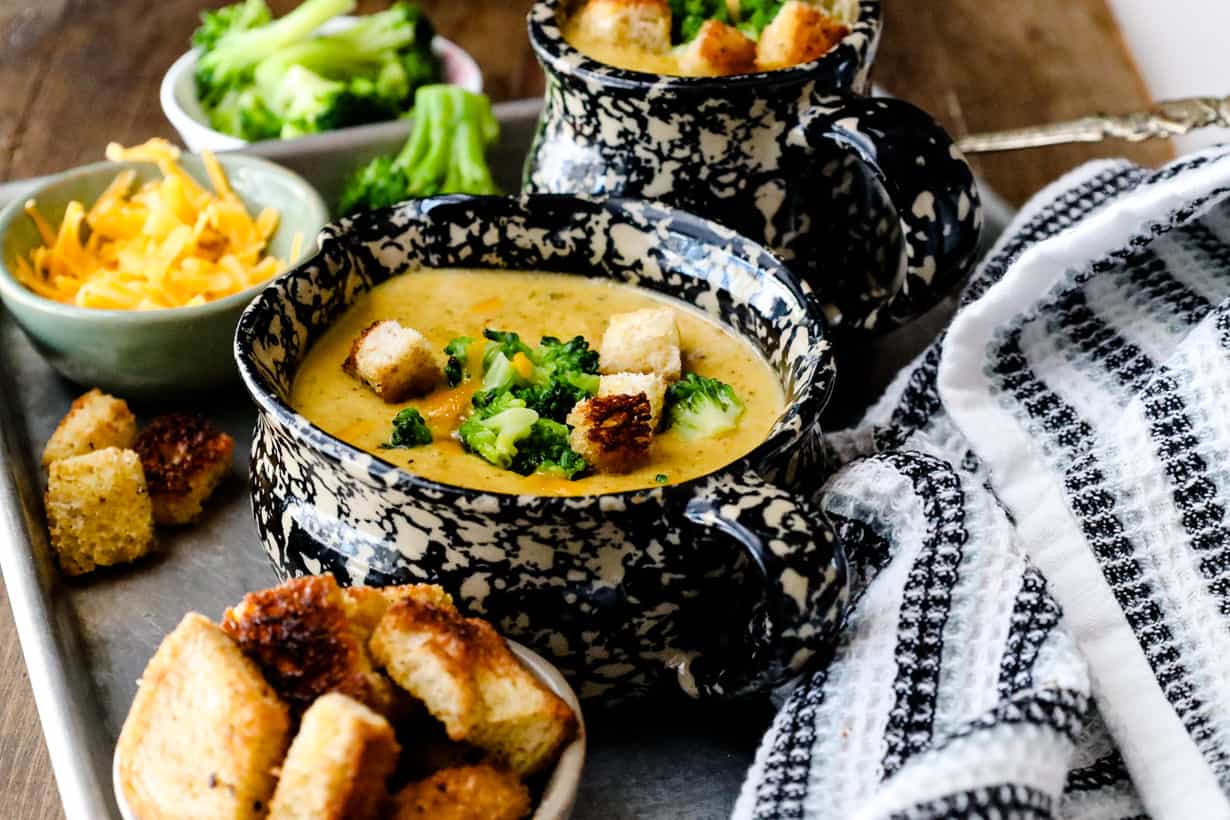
[524,0,982,334]
[235,194,847,702]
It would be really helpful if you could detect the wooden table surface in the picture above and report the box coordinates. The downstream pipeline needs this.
[0,0,1175,816]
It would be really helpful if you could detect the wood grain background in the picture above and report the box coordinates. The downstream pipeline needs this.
[0,0,1175,815]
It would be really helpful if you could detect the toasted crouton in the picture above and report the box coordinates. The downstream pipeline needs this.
[599,371,668,429]
[41,388,137,467]
[599,307,682,381]
[45,447,155,576]
[344,320,440,402]
[756,0,850,72]
[221,575,402,719]
[341,584,456,641]
[371,598,577,775]
[134,414,234,525]
[571,0,672,54]
[567,394,653,474]
[267,693,401,820]
[677,18,757,76]
[116,613,290,820]
[390,764,531,820]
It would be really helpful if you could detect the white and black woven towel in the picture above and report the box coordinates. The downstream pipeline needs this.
[736,146,1230,820]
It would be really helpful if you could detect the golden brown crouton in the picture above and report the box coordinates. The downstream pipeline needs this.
[267,693,401,820]
[390,764,531,820]
[341,584,456,641]
[41,388,137,467]
[676,18,757,76]
[134,414,234,525]
[756,0,850,72]
[116,613,290,820]
[221,575,401,720]
[599,371,668,429]
[570,0,672,55]
[599,307,682,380]
[343,320,440,402]
[567,394,653,474]
[45,447,155,576]
[371,598,578,776]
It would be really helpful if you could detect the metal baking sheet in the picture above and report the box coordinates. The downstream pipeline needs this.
[0,97,1013,819]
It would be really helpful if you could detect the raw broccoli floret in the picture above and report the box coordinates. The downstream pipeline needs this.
[252,1,439,124]
[206,87,282,141]
[336,84,500,215]
[254,63,372,138]
[443,336,475,387]
[192,0,272,52]
[458,406,539,469]
[667,0,730,43]
[734,0,786,36]
[384,407,432,448]
[195,0,354,107]
[664,372,745,439]
[510,419,588,479]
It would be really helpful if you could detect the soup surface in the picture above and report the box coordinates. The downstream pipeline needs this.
[292,269,785,495]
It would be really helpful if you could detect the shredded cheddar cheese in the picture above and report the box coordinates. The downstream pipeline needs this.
[15,139,302,310]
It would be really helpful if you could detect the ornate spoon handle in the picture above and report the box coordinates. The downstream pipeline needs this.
[957,95,1230,154]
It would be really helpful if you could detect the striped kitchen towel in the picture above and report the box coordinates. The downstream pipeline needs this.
[736,146,1230,820]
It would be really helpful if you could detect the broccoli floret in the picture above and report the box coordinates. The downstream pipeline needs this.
[206,87,282,141]
[667,0,730,43]
[734,0,786,36]
[482,329,534,365]
[195,0,353,107]
[443,336,475,387]
[384,407,432,448]
[336,84,500,215]
[458,406,539,469]
[664,372,746,439]
[510,419,588,479]
[517,381,591,423]
[255,63,369,138]
[192,0,272,52]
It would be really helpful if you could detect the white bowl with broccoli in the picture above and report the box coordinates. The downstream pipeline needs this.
[161,0,483,153]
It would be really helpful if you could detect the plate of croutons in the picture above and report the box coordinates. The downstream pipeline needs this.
[113,575,583,820]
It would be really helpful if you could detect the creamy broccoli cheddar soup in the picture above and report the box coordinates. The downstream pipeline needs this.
[292,270,785,496]
[561,0,855,78]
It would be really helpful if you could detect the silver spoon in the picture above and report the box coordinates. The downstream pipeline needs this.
[957,95,1230,154]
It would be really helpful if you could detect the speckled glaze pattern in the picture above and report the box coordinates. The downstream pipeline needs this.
[524,0,982,333]
[235,195,848,701]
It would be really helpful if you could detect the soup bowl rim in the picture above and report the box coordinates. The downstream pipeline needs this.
[234,193,835,505]
[526,0,883,92]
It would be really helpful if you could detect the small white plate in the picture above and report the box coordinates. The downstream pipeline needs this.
[161,16,484,153]
[114,640,585,820]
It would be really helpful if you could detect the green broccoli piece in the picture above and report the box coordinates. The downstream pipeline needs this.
[482,329,534,365]
[458,406,539,469]
[254,63,372,138]
[251,2,439,124]
[516,381,590,423]
[667,0,730,43]
[510,419,588,479]
[384,407,433,448]
[664,372,746,440]
[206,87,282,141]
[443,336,475,387]
[192,0,273,52]
[195,0,354,107]
[336,84,500,215]
[734,0,786,37]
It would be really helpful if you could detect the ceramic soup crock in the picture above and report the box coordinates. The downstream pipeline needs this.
[235,194,846,702]
[525,0,982,334]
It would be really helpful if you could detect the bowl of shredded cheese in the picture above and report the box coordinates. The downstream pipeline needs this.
[0,139,328,398]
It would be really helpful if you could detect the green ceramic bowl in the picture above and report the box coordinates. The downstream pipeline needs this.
[0,154,328,399]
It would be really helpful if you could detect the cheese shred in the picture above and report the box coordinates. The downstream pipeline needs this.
[17,139,303,310]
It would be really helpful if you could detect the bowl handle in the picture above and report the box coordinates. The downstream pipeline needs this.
[791,95,983,333]
[679,468,848,698]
